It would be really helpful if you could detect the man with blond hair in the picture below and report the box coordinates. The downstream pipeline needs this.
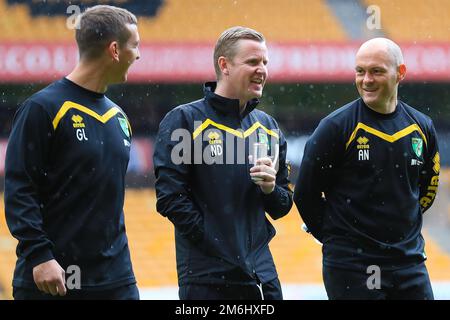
[5,5,140,299]
[154,26,292,300]
[294,38,439,300]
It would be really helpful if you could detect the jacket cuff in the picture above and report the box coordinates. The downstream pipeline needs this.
[263,185,291,207]
[262,184,281,201]
[28,248,55,269]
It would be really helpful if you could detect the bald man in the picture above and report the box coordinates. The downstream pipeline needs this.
[294,38,439,300]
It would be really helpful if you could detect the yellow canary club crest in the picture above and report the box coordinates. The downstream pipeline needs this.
[357,136,369,149]
[71,114,85,128]
[207,131,222,145]
[433,152,440,174]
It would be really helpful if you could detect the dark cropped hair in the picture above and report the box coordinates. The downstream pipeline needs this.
[76,5,137,60]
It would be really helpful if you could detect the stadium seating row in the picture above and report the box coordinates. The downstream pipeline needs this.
[1,0,449,43]
[362,0,450,42]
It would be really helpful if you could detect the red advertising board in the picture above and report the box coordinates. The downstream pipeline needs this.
[1,42,450,82]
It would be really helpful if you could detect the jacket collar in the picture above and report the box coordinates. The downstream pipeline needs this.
[203,82,259,118]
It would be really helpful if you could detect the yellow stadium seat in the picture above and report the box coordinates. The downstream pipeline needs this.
[362,0,450,42]
[0,0,347,43]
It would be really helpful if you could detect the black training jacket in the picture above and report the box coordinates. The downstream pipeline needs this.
[4,78,136,290]
[294,98,440,271]
[154,82,293,286]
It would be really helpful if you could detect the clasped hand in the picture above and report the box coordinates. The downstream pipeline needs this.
[249,157,276,194]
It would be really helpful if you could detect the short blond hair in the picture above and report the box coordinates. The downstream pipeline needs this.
[213,26,265,79]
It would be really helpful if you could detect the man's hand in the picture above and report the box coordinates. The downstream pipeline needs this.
[33,259,67,296]
[250,157,277,194]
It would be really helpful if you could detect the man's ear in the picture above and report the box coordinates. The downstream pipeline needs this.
[108,41,120,62]
[218,56,229,76]
[398,64,406,82]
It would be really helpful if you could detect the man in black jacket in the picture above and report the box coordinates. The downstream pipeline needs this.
[154,26,293,300]
[294,38,439,300]
[4,5,140,299]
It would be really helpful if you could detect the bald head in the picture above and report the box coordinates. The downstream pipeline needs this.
[357,38,404,67]
[354,37,406,114]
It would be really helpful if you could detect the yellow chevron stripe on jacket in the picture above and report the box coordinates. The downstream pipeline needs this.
[192,118,279,139]
[52,101,132,135]
[345,123,427,149]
